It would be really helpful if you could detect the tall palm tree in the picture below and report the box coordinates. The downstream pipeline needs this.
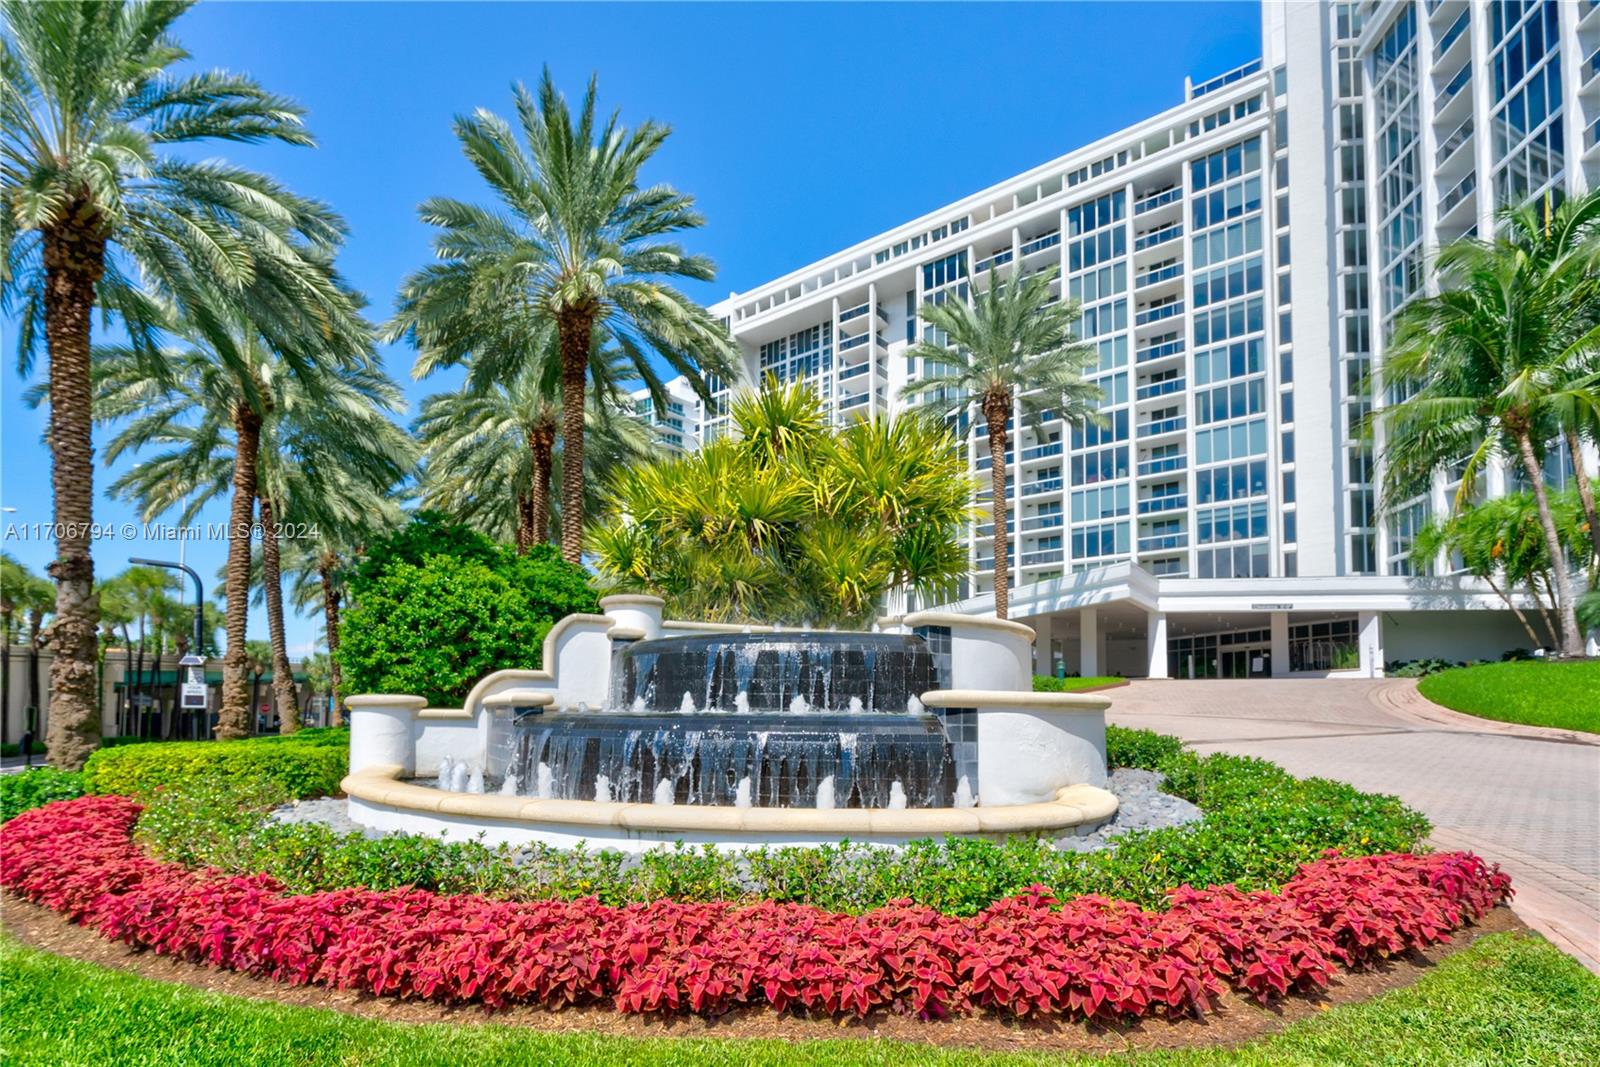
[120,564,177,736]
[92,334,407,736]
[1382,199,1600,657]
[900,266,1101,619]
[3,1,357,769]
[388,69,739,563]
[415,369,650,549]
[242,639,272,733]
[17,568,55,738]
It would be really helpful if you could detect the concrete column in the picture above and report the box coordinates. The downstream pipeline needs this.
[1032,614,1053,676]
[1269,611,1291,677]
[1079,606,1100,677]
[1146,611,1169,679]
[1358,611,1384,678]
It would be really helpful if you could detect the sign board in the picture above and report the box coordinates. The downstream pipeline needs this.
[1250,602,1294,610]
[180,682,209,710]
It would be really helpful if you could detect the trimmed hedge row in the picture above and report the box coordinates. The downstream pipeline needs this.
[0,796,1511,1022]
[81,728,349,800]
[0,768,85,824]
[129,725,1431,914]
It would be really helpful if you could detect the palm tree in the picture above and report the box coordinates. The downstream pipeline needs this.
[242,639,272,733]
[415,369,650,549]
[121,564,178,736]
[900,266,1101,619]
[3,1,357,769]
[388,69,739,563]
[0,553,31,745]
[92,333,407,737]
[17,568,55,738]
[93,574,134,735]
[1381,199,1600,657]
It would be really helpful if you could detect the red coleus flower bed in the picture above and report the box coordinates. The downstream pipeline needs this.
[0,796,1511,1021]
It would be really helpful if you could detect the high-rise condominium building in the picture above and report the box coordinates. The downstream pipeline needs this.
[636,0,1595,679]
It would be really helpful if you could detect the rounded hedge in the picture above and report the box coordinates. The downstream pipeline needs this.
[82,729,349,800]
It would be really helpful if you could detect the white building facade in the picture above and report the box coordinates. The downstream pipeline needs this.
[662,0,1594,679]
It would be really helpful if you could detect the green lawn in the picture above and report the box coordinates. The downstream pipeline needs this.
[1418,658,1600,734]
[1032,676,1126,693]
[3,931,1596,1066]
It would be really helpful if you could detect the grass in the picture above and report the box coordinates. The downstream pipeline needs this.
[1418,658,1600,734]
[1032,675,1126,693]
[2,931,1596,1066]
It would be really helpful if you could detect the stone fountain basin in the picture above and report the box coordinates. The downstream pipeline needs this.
[342,764,1118,853]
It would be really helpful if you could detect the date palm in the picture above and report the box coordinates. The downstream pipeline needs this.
[1382,197,1600,657]
[3,0,358,768]
[900,266,1100,619]
[389,69,738,564]
[92,335,412,736]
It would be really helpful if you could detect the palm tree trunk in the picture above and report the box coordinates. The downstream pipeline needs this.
[1515,432,1584,656]
[40,214,107,771]
[1565,429,1599,570]
[220,402,263,739]
[259,498,301,735]
[318,556,344,726]
[27,616,44,737]
[1483,572,1545,649]
[983,396,1012,621]
[530,420,555,546]
[133,618,146,736]
[250,672,262,734]
[148,643,163,739]
[556,311,593,564]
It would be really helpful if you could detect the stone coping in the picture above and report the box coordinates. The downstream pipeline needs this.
[662,620,779,633]
[598,594,667,609]
[418,708,474,721]
[898,611,1037,641]
[606,626,647,641]
[480,690,556,708]
[345,695,427,710]
[343,765,1118,837]
[921,689,1112,711]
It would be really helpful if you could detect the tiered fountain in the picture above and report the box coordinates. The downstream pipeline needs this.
[344,596,1116,851]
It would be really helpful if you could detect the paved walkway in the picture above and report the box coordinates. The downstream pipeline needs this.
[1108,678,1600,973]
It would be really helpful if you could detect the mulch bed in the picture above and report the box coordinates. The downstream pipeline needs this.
[0,893,1525,1055]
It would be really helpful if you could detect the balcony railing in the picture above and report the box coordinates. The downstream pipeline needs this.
[975,248,1014,273]
[1190,58,1261,98]
[1134,223,1183,251]
[1436,63,1471,108]
[838,361,873,381]
[839,392,871,409]
[1434,9,1469,60]
[838,332,883,352]
[1135,301,1184,326]
[1136,263,1183,289]
[1137,338,1186,363]
[1438,171,1475,217]
[1436,118,1472,167]
[1022,477,1064,496]
[974,451,1013,472]
[1140,415,1187,437]
[1021,441,1063,461]
[1020,548,1065,567]
[1021,230,1061,256]
[1021,512,1064,532]
[1137,454,1187,476]
[839,301,888,324]
[1138,494,1188,515]
[1136,376,1186,400]
[1134,186,1181,214]
[1137,533,1189,552]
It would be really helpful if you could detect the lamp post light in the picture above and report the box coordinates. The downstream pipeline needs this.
[129,557,208,738]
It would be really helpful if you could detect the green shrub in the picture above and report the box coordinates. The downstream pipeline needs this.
[0,768,85,823]
[1031,675,1124,692]
[0,742,46,758]
[336,514,596,706]
[131,726,1431,914]
[83,730,348,800]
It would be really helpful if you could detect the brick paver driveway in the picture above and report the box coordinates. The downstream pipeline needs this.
[1108,678,1600,972]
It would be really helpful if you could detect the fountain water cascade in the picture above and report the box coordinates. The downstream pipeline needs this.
[342,596,1117,852]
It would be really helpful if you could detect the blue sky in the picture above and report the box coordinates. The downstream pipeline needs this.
[1,1,1261,654]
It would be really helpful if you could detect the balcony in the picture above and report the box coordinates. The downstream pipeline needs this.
[1433,9,1469,63]
[1139,415,1187,437]
[975,248,1014,273]
[1021,441,1063,462]
[1134,223,1183,251]
[1137,454,1187,476]
[1136,338,1185,364]
[1135,263,1184,291]
[1137,533,1189,552]
[1022,476,1064,497]
[1135,301,1183,327]
[1021,230,1061,256]
[974,451,1013,472]
[1435,63,1471,112]
[838,361,873,381]
[839,301,888,325]
[1020,548,1066,567]
[838,332,884,352]
[1021,512,1064,533]
[1136,375,1186,400]
[1435,118,1472,168]
[1134,186,1181,215]
[839,392,871,410]
[1137,494,1188,515]
[1438,171,1475,219]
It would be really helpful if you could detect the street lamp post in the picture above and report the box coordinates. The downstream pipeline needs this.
[129,557,208,738]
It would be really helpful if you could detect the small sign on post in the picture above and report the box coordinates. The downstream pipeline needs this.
[180,681,209,709]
